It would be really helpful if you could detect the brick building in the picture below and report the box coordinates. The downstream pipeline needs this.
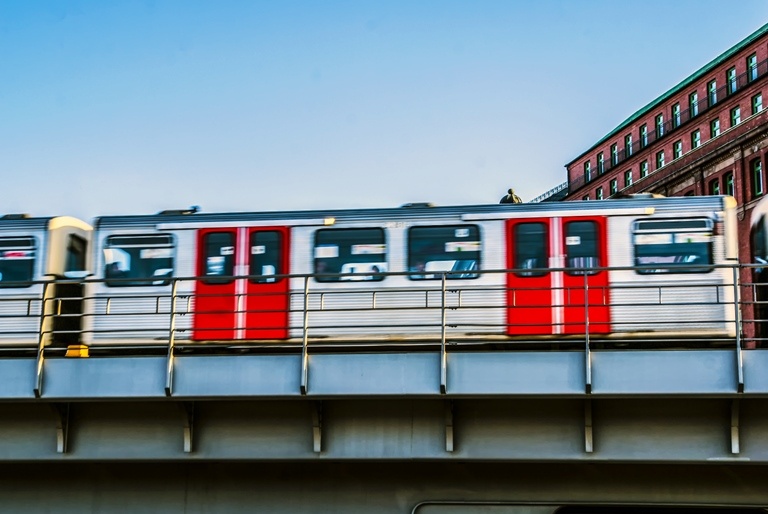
[564,22,768,263]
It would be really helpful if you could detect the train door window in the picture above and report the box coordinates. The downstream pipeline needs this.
[249,231,283,283]
[565,221,600,275]
[199,233,234,285]
[0,237,35,288]
[513,223,548,277]
[104,235,175,286]
[314,228,386,282]
[65,234,87,272]
[633,219,713,274]
[408,225,480,280]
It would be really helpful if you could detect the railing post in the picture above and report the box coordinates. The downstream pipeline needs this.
[164,279,179,397]
[584,271,592,394]
[34,280,51,398]
[440,273,448,394]
[301,276,310,395]
[733,265,744,393]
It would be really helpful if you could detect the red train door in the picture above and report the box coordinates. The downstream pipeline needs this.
[506,216,610,336]
[560,216,610,335]
[193,227,290,341]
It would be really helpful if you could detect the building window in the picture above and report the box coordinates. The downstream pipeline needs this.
[710,118,720,138]
[624,134,632,158]
[753,93,763,115]
[684,191,695,196]
[730,106,741,127]
[672,103,681,127]
[596,187,603,200]
[640,124,648,147]
[753,159,764,197]
[691,129,701,149]
[656,150,665,169]
[727,67,737,94]
[640,160,649,178]
[611,144,618,166]
[408,225,479,280]
[315,228,387,282]
[708,80,717,106]
[597,152,604,174]
[725,171,734,196]
[655,114,664,138]
[709,178,720,195]
[748,53,758,82]
[624,170,633,187]
[673,140,683,159]
[610,178,618,195]
[582,195,589,201]
[689,92,699,117]
[584,161,591,182]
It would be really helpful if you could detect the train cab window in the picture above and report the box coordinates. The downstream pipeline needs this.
[633,219,713,274]
[65,234,87,273]
[0,237,35,288]
[249,231,283,283]
[752,215,767,263]
[408,225,480,280]
[565,221,600,275]
[104,235,175,286]
[513,223,548,277]
[314,228,386,282]
[200,232,234,285]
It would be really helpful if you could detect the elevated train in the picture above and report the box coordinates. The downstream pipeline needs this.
[0,194,742,348]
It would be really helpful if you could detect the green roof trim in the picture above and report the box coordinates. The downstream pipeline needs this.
[566,21,768,167]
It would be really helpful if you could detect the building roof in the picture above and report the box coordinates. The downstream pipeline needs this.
[565,21,768,168]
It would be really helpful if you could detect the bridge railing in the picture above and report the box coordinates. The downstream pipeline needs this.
[0,263,759,352]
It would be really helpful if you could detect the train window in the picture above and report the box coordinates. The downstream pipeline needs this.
[104,235,175,287]
[513,223,548,277]
[65,234,87,273]
[408,225,480,280]
[200,232,234,285]
[249,231,283,283]
[752,215,767,262]
[314,228,386,282]
[0,237,35,288]
[633,218,713,274]
[565,221,600,275]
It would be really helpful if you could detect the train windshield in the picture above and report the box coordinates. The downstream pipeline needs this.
[0,237,35,288]
[103,235,175,286]
[633,218,713,274]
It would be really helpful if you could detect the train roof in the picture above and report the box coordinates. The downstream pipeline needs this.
[0,215,91,232]
[93,196,734,230]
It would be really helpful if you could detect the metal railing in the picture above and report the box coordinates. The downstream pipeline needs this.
[0,263,763,395]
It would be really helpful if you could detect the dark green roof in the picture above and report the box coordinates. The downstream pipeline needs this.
[566,21,768,167]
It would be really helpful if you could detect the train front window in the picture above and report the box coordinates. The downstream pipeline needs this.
[633,219,713,274]
[513,223,548,277]
[104,235,175,286]
[408,225,480,280]
[314,228,386,282]
[65,234,87,272]
[565,221,600,275]
[249,231,283,284]
[0,237,35,288]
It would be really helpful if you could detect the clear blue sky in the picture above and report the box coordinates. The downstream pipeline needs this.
[2,1,768,219]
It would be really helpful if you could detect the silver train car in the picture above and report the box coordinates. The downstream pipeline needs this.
[79,195,739,347]
[0,214,91,346]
